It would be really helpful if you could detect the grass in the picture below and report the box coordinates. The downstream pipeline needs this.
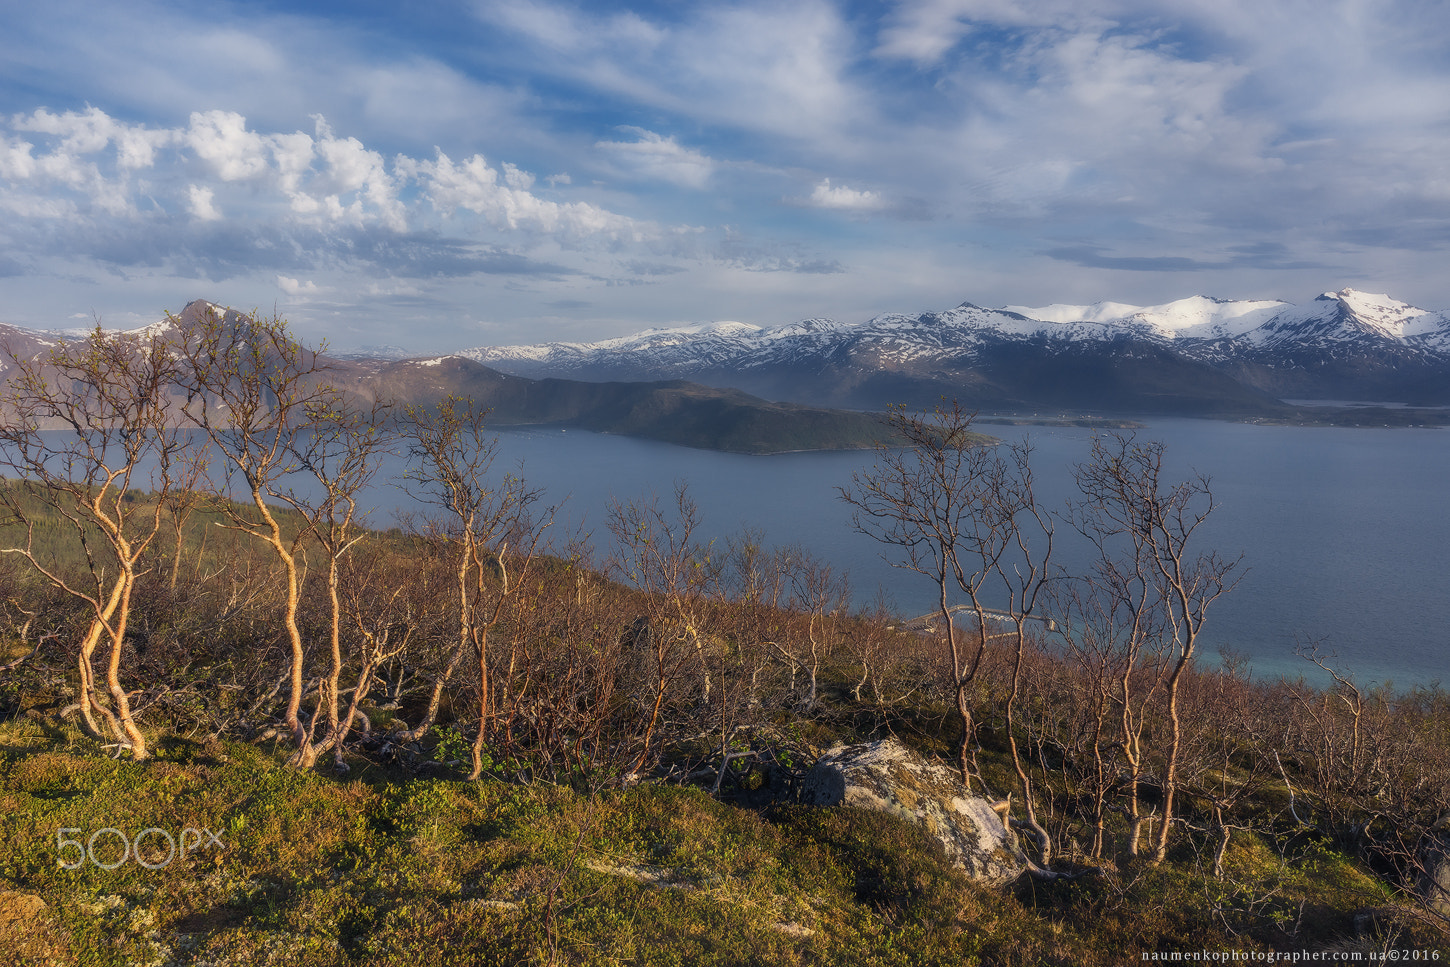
[2,722,1444,966]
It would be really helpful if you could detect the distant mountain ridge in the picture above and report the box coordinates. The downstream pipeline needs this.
[456,289,1450,413]
[0,301,901,454]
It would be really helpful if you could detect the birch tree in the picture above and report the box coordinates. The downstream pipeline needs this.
[0,326,200,759]
[173,305,347,766]
[839,402,1051,793]
[1073,433,1241,864]
[398,396,547,781]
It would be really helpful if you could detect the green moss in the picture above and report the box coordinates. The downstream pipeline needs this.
[2,743,1447,966]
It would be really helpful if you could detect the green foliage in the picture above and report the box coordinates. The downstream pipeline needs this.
[429,727,469,769]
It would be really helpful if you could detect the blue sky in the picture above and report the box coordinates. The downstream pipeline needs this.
[1,0,1447,352]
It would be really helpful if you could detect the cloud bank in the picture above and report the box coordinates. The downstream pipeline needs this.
[0,0,1447,348]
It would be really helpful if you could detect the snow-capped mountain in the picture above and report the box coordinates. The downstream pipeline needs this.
[457,289,1450,412]
[6,290,1445,420]
[1001,294,1292,342]
[0,299,900,453]
[1166,291,1450,402]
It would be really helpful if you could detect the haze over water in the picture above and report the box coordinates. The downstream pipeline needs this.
[398,419,1446,690]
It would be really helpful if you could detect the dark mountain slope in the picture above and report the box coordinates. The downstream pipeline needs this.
[356,355,896,453]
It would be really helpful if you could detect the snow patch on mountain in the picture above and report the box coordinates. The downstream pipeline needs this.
[1003,295,1290,341]
[1323,289,1445,339]
[1000,300,1146,325]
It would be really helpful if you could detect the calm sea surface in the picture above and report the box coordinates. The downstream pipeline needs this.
[350,419,1448,690]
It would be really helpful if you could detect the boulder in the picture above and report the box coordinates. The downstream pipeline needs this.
[801,739,1028,882]
[1415,827,1450,915]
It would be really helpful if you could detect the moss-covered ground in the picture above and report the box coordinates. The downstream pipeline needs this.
[2,721,1443,966]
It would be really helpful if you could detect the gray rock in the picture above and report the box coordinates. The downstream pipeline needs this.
[1415,829,1450,914]
[801,739,1028,882]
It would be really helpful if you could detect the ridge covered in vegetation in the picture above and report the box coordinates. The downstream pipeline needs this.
[0,312,1446,965]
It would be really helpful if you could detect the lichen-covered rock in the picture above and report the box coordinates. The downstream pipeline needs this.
[801,739,1028,882]
[1415,829,1450,914]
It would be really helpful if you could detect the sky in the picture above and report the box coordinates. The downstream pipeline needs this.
[1,0,1448,353]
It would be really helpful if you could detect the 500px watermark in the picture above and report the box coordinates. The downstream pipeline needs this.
[57,827,224,870]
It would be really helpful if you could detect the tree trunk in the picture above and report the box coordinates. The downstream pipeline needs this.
[103,568,148,760]
[1151,673,1184,864]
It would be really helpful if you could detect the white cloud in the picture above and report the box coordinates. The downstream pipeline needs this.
[481,1,666,54]
[479,0,858,145]
[501,162,534,192]
[185,110,273,181]
[402,149,648,239]
[874,0,1082,64]
[364,280,422,298]
[3,109,171,215]
[0,134,36,180]
[805,178,884,211]
[187,184,221,221]
[874,0,978,64]
[271,130,315,193]
[276,275,319,295]
[595,128,714,189]
[2,106,662,248]
[16,107,174,169]
[0,192,76,219]
[312,123,405,231]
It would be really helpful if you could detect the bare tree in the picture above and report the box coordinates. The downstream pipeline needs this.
[1178,652,1275,878]
[723,529,792,711]
[333,539,444,763]
[1073,433,1241,864]
[173,305,347,765]
[839,594,934,710]
[276,397,396,768]
[398,396,548,781]
[1051,575,1168,859]
[838,402,1041,791]
[989,441,1057,865]
[779,547,849,712]
[0,326,201,759]
[607,481,719,776]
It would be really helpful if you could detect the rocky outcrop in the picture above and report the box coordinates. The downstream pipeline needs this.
[801,739,1028,882]
[1415,826,1450,915]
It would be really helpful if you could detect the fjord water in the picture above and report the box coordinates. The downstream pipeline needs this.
[425,419,1448,689]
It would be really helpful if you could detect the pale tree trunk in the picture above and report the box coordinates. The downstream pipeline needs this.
[297,558,346,770]
[1005,627,1051,866]
[1152,665,1187,864]
[246,485,312,766]
[467,624,493,781]
[942,581,975,787]
[1121,679,1145,857]
[103,563,149,760]
[169,519,186,593]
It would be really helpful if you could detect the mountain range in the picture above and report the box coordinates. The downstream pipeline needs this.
[0,302,900,454]
[5,289,1447,453]
[456,289,1450,417]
